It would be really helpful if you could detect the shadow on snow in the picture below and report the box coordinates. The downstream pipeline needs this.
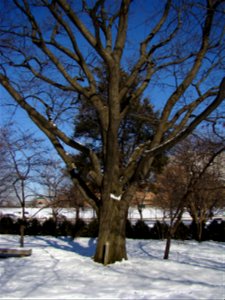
[34,236,96,257]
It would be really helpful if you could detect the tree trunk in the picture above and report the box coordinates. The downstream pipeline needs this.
[164,234,171,260]
[138,206,143,221]
[94,198,129,265]
[164,224,176,260]
[197,221,203,242]
[75,206,80,222]
[20,224,25,248]
[164,210,184,259]
[20,201,25,248]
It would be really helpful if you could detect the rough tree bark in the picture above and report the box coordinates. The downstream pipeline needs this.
[94,199,129,264]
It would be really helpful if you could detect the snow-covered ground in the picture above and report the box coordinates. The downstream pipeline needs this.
[1,207,224,226]
[0,235,224,299]
[0,207,97,221]
[0,207,195,222]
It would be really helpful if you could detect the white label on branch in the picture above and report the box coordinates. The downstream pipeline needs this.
[110,193,122,201]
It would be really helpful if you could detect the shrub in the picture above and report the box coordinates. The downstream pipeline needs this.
[42,218,57,236]
[174,222,190,240]
[126,219,134,238]
[73,218,87,237]
[189,221,208,241]
[58,220,74,237]
[150,221,168,239]
[207,220,225,242]
[84,219,99,237]
[26,218,42,235]
[15,218,29,234]
[0,216,17,234]
[133,220,151,239]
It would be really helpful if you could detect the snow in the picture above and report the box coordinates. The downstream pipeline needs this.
[0,235,224,299]
[0,207,192,222]
[0,207,98,221]
[1,207,224,224]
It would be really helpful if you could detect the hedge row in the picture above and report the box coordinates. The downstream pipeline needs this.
[128,219,225,242]
[0,217,224,242]
[0,217,98,238]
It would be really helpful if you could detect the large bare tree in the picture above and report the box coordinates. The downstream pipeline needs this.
[0,0,225,264]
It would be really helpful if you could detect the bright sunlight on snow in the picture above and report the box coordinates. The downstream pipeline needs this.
[0,235,224,299]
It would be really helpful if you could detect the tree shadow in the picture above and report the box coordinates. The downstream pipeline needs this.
[137,241,162,259]
[137,240,224,272]
[34,236,96,257]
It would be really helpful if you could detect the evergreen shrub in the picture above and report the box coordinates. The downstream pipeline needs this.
[0,216,17,234]
[42,218,57,236]
[73,218,87,237]
[133,220,151,239]
[84,219,99,237]
[189,221,208,241]
[174,222,190,240]
[27,218,42,235]
[126,219,134,238]
[150,221,168,239]
[207,220,225,242]
[57,219,74,237]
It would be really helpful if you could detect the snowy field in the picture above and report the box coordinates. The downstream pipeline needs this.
[0,207,195,224]
[0,235,224,299]
[1,207,224,224]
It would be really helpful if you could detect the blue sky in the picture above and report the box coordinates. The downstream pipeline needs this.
[0,0,224,144]
[0,1,166,131]
[0,87,45,135]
